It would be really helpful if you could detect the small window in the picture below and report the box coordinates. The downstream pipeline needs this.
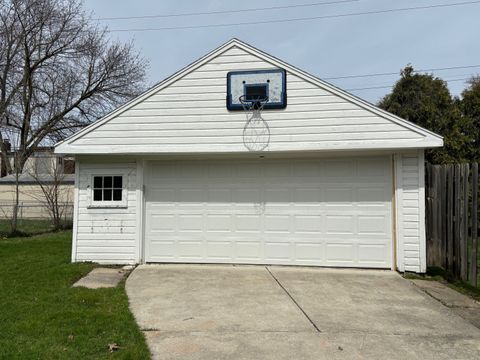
[244,84,268,101]
[92,175,123,202]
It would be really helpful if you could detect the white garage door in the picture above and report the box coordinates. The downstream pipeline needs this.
[144,157,392,268]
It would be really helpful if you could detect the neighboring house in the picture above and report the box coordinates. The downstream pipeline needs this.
[0,144,75,219]
[55,38,443,272]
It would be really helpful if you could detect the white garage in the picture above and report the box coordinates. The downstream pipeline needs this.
[144,157,392,268]
[55,38,443,273]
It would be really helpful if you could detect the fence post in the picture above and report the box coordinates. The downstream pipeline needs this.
[460,164,469,281]
[471,163,478,287]
[447,165,454,271]
[427,164,438,267]
[433,165,441,266]
[426,164,432,265]
[440,165,447,269]
[454,164,461,278]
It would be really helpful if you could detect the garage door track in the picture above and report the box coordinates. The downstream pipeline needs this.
[126,265,480,359]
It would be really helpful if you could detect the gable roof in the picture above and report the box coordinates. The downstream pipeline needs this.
[55,38,443,154]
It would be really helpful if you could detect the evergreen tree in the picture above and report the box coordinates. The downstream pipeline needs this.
[378,66,475,163]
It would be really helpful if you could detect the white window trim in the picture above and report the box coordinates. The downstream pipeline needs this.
[88,173,128,208]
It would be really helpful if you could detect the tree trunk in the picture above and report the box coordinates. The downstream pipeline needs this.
[11,169,20,233]
[0,132,13,175]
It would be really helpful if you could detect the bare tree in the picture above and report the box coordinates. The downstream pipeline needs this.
[28,155,72,230]
[0,0,147,173]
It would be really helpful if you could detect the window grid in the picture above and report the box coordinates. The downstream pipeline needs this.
[93,176,123,202]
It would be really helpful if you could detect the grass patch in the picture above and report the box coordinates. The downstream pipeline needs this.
[0,219,72,238]
[405,266,480,302]
[0,231,150,359]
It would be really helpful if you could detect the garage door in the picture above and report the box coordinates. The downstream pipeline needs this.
[144,157,392,268]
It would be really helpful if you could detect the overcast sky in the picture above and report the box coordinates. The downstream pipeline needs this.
[84,0,480,103]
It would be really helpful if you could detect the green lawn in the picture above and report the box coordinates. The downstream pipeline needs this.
[0,231,150,359]
[0,219,66,237]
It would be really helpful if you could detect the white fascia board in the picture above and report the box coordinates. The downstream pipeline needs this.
[55,138,443,156]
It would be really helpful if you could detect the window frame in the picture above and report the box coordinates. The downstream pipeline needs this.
[88,173,128,208]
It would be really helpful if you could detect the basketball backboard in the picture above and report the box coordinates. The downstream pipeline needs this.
[226,69,286,110]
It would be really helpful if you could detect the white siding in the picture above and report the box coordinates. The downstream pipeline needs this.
[67,46,425,153]
[395,151,426,273]
[73,161,139,264]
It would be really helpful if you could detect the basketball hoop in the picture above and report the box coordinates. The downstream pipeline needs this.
[239,95,270,152]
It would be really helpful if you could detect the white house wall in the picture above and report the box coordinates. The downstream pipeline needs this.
[395,150,426,273]
[73,161,139,264]
[64,46,428,154]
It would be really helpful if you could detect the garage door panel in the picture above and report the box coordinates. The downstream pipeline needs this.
[148,214,176,232]
[358,244,389,265]
[148,240,176,260]
[206,215,232,232]
[207,188,232,203]
[323,159,355,178]
[325,187,354,204]
[325,215,354,234]
[265,188,291,202]
[326,243,355,263]
[264,215,290,233]
[206,241,232,259]
[235,214,262,232]
[291,161,322,177]
[357,215,388,235]
[356,157,389,177]
[264,162,291,178]
[293,188,323,203]
[357,187,389,204]
[145,157,392,268]
[178,215,203,231]
[293,215,323,233]
[235,241,262,260]
[234,188,261,204]
[265,242,292,261]
[294,242,324,262]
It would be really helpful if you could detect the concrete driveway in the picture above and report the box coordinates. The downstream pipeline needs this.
[126,265,480,359]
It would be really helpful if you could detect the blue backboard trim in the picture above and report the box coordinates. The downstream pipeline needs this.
[226,69,287,111]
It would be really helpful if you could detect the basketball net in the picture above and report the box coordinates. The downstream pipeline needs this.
[239,95,270,152]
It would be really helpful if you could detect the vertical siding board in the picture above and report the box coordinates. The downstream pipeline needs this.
[418,150,427,272]
[395,154,405,272]
[447,165,454,271]
[454,164,461,278]
[71,161,80,262]
[426,164,432,266]
[396,152,423,273]
[136,159,145,263]
[431,165,439,266]
[461,164,469,281]
[440,165,448,268]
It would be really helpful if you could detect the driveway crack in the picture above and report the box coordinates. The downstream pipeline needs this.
[265,266,321,333]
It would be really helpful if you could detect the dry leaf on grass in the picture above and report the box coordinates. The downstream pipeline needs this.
[108,343,120,352]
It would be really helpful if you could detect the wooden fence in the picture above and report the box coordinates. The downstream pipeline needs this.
[425,163,479,286]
